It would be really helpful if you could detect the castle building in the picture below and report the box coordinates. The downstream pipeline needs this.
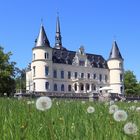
[26,16,124,95]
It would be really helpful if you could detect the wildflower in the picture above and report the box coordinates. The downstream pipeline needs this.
[81,101,86,104]
[136,107,140,112]
[109,104,118,114]
[109,100,115,105]
[87,106,95,113]
[134,100,138,103]
[124,122,138,135]
[113,110,127,122]
[27,100,34,105]
[36,96,52,111]
[129,106,136,111]
[127,101,131,103]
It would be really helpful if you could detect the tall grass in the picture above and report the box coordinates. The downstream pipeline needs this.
[0,98,140,140]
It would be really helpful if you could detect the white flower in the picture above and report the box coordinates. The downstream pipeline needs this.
[81,101,86,104]
[87,106,95,113]
[113,110,128,122]
[109,100,115,105]
[134,100,138,103]
[27,100,34,105]
[127,101,131,103]
[124,122,138,135]
[36,96,52,111]
[129,106,136,111]
[109,104,118,114]
[136,107,140,112]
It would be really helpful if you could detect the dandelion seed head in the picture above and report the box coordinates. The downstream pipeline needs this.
[109,104,118,114]
[124,122,138,135]
[109,100,115,105]
[136,107,140,112]
[36,96,52,111]
[129,106,136,111]
[113,110,127,122]
[87,106,95,113]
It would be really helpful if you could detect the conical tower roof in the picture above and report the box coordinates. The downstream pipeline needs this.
[109,40,123,60]
[35,24,50,47]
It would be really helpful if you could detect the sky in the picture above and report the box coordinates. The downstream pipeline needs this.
[0,0,140,81]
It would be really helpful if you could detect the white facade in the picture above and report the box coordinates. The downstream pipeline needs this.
[26,19,124,95]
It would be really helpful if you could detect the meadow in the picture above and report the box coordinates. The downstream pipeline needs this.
[0,97,140,140]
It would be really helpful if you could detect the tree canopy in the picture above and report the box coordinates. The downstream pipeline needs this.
[124,70,140,95]
[0,47,16,96]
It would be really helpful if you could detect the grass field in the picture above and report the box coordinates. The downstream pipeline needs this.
[0,97,140,140]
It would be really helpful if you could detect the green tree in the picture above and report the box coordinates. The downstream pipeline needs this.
[124,70,140,95]
[15,68,26,93]
[0,47,16,96]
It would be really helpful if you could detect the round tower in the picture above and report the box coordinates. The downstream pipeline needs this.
[107,41,124,94]
[31,24,53,93]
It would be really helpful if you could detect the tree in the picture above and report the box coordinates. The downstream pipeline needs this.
[15,68,26,93]
[124,70,140,95]
[0,47,16,96]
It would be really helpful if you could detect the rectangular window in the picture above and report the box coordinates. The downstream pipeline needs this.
[45,52,49,59]
[105,75,108,82]
[120,74,123,82]
[93,74,96,79]
[45,82,49,90]
[53,70,57,78]
[61,71,64,79]
[33,66,36,77]
[54,84,57,91]
[33,53,35,60]
[68,71,71,79]
[99,74,102,82]
[45,66,49,76]
[87,73,90,79]
[81,73,84,78]
[75,72,78,79]
[68,85,71,91]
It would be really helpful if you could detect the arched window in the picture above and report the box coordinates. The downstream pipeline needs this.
[74,83,77,91]
[61,84,65,91]
[54,84,57,91]
[80,83,84,91]
[86,83,90,91]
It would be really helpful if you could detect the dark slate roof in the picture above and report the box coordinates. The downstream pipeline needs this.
[52,48,108,69]
[109,41,123,60]
[35,25,50,48]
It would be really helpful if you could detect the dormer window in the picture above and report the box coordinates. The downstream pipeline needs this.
[79,46,85,55]
[79,60,85,66]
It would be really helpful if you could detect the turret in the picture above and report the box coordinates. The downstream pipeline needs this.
[31,24,53,92]
[107,40,124,94]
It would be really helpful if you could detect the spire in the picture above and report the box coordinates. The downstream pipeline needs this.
[55,15,62,49]
[109,40,123,60]
[35,24,50,47]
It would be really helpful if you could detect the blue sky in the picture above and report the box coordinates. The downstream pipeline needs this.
[0,0,140,81]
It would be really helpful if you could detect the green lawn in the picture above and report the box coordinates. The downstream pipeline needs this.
[0,98,140,140]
